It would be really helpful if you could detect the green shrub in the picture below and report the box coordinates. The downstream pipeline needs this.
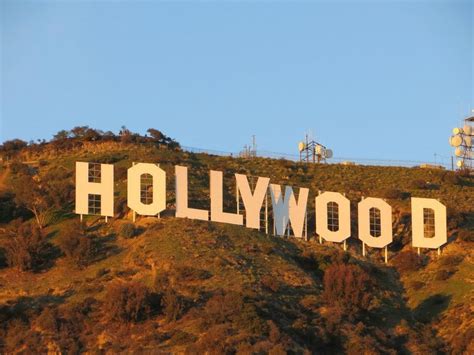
[204,291,244,325]
[345,332,380,355]
[434,269,454,281]
[442,173,461,185]
[202,290,267,333]
[457,229,473,242]
[450,320,474,354]
[410,281,425,290]
[4,222,48,271]
[261,274,280,292]
[0,247,6,268]
[381,188,405,200]
[119,222,136,238]
[168,330,197,346]
[161,289,184,322]
[115,196,128,217]
[103,281,152,323]
[36,307,59,333]
[175,266,211,282]
[9,161,30,175]
[297,249,319,271]
[312,249,350,272]
[4,319,46,353]
[447,210,467,230]
[456,168,472,178]
[391,250,423,273]
[322,263,373,318]
[96,268,110,278]
[0,192,20,223]
[439,255,463,267]
[411,179,429,189]
[58,220,94,267]
[154,271,170,293]
[187,324,234,353]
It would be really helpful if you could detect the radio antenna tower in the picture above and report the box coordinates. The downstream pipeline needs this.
[298,131,333,163]
[239,135,257,159]
[449,110,474,172]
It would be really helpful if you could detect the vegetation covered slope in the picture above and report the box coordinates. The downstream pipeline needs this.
[0,127,473,354]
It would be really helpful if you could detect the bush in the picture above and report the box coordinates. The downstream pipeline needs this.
[204,291,244,325]
[9,161,30,175]
[450,322,474,354]
[434,269,453,281]
[411,179,429,190]
[311,249,350,272]
[0,192,25,224]
[42,167,74,209]
[4,222,48,271]
[296,249,320,272]
[439,255,463,267]
[322,263,373,318]
[381,188,405,200]
[118,222,136,238]
[410,281,425,290]
[4,319,46,353]
[161,289,184,322]
[58,220,94,267]
[391,250,423,273]
[36,307,59,333]
[115,196,128,217]
[96,268,110,278]
[442,173,461,185]
[32,301,93,353]
[202,291,266,334]
[456,168,471,178]
[261,274,280,292]
[175,266,211,282]
[447,210,466,230]
[154,271,170,293]
[345,332,380,355]
[104,281,152,322]
[0,247,7,268]
[188,324,234,353]
[457,229,474,242]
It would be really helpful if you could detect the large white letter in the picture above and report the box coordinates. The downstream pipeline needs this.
[411,197,447,249]
[127,163,166,216]
[235,174,270,229]
[75,162,114,217]
[270,184,309,238]
[358,197,392,248]
[210,170,243,225]
[175,165,208,221]
[315,192,350,243]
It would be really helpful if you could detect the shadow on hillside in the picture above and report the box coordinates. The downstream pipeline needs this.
[0,236,61,273]
[413,294,451,323]
[87,220,105,233]
[39,242,62,272]
[34,230,63,272]
[459,176,474,188]
[0,247,7,269]
[91,233,123,263]
[0,294,69,322]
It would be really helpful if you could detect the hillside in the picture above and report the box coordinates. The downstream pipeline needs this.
[0,128,473,354]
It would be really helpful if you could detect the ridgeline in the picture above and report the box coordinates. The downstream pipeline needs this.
[0,127,473,354]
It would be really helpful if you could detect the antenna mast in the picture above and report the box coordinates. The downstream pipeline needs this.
[239,135,257,159]
[298,130,333,164]
[449,109,474,172]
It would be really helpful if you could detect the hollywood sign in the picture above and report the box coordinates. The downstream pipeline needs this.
[75,162,448,257]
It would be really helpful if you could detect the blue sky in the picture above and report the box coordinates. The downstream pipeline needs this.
[1,0,473,164]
